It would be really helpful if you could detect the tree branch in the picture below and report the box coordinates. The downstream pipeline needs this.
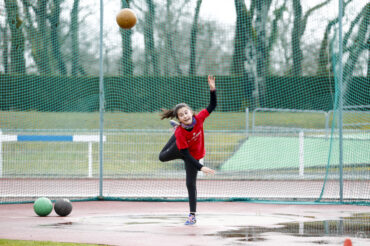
[343,3,369,49]
[300,0,331,37]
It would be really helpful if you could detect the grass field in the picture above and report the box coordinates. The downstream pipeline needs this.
[1,111,369,178]
[1,131,245,177]
[0,111,330,130]
[2,110,368,130]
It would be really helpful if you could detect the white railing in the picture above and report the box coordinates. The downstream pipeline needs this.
[251,107,329,135]
[0,130,106,178]
[250,106,370,135]
[328,105,370,128]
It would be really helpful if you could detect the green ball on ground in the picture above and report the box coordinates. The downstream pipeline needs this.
[54,198,72,217]
[33,197,53,217]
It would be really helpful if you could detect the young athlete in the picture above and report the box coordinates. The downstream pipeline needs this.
[159,75,217,225]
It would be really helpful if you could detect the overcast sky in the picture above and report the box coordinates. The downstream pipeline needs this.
[0,0,367,75]
[91,0,367,35]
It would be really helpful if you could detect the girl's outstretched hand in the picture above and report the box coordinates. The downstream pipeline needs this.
[208,75,216,91]
[200,166,215,175]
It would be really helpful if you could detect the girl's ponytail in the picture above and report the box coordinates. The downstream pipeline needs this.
[160,108,176,120]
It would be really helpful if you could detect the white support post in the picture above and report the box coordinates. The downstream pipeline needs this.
[299,219,304,235]
[74,135,105,178]
[246,108,249,139]
[299,131,304,178]
[88,142,93,178]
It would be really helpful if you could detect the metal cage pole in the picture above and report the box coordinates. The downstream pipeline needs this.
[338,0,344,202]
[99,0,105,198]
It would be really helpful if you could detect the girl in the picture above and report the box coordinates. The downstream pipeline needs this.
[159,75,217,225]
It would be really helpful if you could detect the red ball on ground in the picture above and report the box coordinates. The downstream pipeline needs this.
[343,238,352,246]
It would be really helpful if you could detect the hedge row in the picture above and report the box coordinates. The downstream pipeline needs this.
[0,75,368,112]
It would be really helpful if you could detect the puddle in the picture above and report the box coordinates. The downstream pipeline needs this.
[206,227,266,242]
[206,213,370,241]
[45,221,73,227]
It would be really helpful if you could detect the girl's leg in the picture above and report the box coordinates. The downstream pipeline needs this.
[159,134,183,162]
[184,159,198,213]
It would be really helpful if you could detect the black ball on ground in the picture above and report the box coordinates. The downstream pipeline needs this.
[54,198,72,217]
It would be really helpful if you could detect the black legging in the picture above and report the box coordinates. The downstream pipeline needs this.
[159,134,198,213]
[159,134,183,162]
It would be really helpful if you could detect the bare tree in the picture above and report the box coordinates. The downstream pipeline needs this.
[20,0,87,75]
[255,0,273,106]
[291,0,331,76]
[291,0,303,76]
[189,0,202,75]
[255,0,272,77]
[153,0,226,76]
[368,35,370,78]
[316,21,335,76]
[1,21,9,74]
[4,0,26,74]
[316,0,354,76]
[20,0,42,73]
[231,0,258,109]
[163,0,184,75]
[35,0,52,75]
[144,0,160,75]
[342,3,369,103]
[266,1,287,74]
[231,0,249,76]
[232,0,287,108]
[49,0,67,75]
[157,0,193,75]
[71,0,80,76]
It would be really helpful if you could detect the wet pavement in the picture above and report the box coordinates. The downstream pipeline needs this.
[0,202,369,246]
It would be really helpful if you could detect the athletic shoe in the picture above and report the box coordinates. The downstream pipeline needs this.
[184,213,196,225]
[170,120,180,129]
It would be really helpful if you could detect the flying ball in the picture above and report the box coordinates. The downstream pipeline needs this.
[33,197,53,217]
[54,198,73,217]
[116,8,137,29]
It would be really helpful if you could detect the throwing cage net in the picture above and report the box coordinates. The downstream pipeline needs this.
[0,0,369,204]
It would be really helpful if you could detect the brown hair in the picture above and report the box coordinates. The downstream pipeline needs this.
[160,103,191,120]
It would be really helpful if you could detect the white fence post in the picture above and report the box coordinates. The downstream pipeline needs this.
[88,142,93,178]
[246,108,249,138]
[299,130,304,178]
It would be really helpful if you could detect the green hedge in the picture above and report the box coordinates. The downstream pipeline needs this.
[0,74,368,112]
